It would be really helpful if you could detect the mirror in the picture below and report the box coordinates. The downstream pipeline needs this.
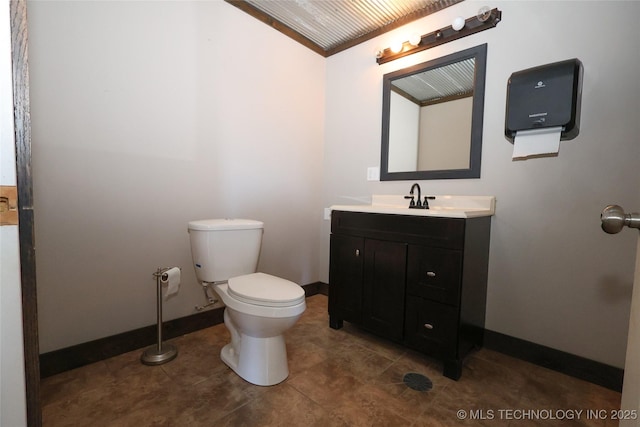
[380,44,487,180]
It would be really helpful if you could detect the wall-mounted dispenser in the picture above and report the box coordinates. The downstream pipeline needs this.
[505,58,583,143]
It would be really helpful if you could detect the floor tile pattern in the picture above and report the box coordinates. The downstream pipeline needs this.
[41,295,621,426]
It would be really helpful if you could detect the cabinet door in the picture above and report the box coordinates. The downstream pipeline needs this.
[407,245,462,306]
[362,239,407,341]
[329,234,364,324]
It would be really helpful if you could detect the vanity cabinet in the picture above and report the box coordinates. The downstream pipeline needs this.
[328,210,491,380]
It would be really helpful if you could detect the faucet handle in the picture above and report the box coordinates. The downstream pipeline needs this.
[404,195,415,207]
[423,196,436,209]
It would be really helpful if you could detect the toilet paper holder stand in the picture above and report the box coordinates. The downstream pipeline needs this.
[141,267,179,365]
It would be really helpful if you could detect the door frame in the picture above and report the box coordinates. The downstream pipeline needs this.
[10,1,41,426]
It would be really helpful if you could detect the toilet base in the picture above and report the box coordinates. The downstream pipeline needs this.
[220,335,289,386]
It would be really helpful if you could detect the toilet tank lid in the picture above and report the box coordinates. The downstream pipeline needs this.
[188,219,264,231]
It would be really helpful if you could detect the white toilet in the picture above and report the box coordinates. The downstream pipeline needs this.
[187,218,306,386]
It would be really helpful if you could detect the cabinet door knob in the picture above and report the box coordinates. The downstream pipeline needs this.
[426,271,436,277]
[424,323,434,330]
[355,249,360,257]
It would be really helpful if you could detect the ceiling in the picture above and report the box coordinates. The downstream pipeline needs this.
[225,0,464,57]
[392,57,475,104]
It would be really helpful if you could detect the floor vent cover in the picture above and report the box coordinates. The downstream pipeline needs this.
[403,372,433,392]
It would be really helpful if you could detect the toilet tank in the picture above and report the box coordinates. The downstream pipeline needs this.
[188,219,264,283]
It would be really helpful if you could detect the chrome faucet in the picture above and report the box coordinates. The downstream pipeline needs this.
[405,183,435,209]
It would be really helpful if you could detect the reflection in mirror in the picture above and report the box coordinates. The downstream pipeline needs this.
[380,44,487,180]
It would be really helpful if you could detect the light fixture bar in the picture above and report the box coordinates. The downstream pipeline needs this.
[376,8,502,65]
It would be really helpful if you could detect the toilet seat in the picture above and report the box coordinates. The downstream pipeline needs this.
[228,273,305,307]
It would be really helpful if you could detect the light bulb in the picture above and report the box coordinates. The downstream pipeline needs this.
[452,16,465,31]
[408,33,421,47]
[477,6,491,22]
[390,41,403,54]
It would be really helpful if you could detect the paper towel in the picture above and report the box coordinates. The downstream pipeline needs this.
[161,267,181,298]
[512,126,562,160]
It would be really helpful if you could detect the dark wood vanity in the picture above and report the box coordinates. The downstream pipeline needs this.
[328,209,491,380]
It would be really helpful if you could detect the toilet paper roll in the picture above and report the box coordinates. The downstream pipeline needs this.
[161,267,181,299]
[512,126,562,160]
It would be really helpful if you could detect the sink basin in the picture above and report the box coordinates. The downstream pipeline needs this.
[330,195,495,218]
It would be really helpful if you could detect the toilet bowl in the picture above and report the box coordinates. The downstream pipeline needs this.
[187,218,306,386]
[213,273,305,386]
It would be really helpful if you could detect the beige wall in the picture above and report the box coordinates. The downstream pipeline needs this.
[418,97,472,170]
[388,91,419,172]
[323,1,640,368]
[28,0,326,353]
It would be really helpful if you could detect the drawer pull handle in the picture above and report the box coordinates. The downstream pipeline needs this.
[424,323,434,330]
[355,249,360,257]
[426,271,436,277]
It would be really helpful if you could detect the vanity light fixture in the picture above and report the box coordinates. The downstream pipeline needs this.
[380,32,424,58]
[376,7,502,65]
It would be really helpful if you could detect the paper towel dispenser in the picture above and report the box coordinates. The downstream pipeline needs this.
[505,58,583,142]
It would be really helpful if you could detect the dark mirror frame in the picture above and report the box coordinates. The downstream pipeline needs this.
[380,43,487,181]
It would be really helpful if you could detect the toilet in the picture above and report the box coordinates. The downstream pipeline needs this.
[187,218,306,386]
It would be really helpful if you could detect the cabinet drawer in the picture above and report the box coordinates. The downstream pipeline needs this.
[407,245,462,306]
[404,296,458,358]
[331,210,465,249]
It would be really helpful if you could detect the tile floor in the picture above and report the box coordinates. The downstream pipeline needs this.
[42,294,621,426]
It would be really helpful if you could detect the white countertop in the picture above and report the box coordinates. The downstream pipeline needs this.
[330,195,495,219]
